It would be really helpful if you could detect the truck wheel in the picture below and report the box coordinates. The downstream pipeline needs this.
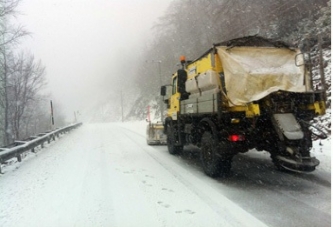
[200,131,231,177]
[167,125,183,155]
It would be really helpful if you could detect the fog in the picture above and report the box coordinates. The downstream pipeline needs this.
[17,0,172,121]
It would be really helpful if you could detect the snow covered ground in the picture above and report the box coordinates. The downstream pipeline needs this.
[0,121,330,227]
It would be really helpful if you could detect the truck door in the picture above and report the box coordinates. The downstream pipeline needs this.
[168,75,180,120]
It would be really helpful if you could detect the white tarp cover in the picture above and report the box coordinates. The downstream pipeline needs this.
[217,46,308,106]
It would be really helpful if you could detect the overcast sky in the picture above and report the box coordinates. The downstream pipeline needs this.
[16,0,172,120]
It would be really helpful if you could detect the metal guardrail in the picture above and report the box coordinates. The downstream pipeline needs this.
[0,122,82,173]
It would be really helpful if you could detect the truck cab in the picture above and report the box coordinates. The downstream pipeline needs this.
[168,73,181,120]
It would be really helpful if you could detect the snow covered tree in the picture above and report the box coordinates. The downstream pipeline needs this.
[7,52,47,140]
[0,0,28,145]
[0,0,53,145]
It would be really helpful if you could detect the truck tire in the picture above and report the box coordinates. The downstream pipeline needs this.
[167,125,183,155]
[200,131,231,177]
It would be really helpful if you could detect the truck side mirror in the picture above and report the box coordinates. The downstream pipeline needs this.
[160,86,166,96]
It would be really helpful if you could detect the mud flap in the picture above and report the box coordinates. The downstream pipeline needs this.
[271,113,304,141]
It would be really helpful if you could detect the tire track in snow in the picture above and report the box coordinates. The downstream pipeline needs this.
[72,125,117,226]
[117,126,268,227]
[116,124,330,227]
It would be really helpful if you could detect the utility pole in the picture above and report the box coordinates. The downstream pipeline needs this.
[50,100,54,130]
[3,46,10,145]
[74,111,77,123]
[120,90,124,122]
[318,33,327,101]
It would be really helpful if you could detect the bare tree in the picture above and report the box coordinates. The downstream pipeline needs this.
[7,52,46,140]
[0,0,28,49]
[0,0,29,145]
[0,48,13,144]
[0,0,20,17]
[0,0,66,145]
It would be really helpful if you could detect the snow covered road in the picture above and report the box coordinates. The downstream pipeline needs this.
[0,122,330,227]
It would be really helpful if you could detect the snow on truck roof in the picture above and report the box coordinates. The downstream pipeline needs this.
[191,36,295,64]
[214,35,293,49]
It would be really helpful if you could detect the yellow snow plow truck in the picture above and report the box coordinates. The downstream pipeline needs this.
[160,36,326,177]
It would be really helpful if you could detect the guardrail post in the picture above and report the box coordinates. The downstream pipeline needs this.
[17,154,22,162]
[31,148,35,153]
